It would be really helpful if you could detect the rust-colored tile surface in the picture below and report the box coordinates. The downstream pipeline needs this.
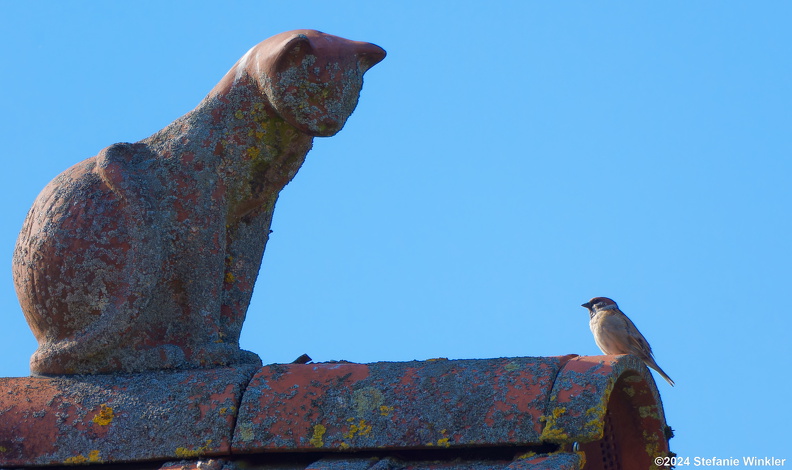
[0,366,257,467]
[232,356,577,452]
[540,354,668,450]
[0,355,670,468]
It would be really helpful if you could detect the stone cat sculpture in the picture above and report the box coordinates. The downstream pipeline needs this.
[12,30,385,375]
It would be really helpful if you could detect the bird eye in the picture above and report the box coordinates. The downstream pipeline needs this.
[594,300,609,309]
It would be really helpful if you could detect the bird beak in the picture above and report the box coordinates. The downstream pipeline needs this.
[581,302,592,309]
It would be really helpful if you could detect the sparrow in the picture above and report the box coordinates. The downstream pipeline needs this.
[581,297,674,386]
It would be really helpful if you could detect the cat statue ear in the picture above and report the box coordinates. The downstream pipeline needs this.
[14,30,385,376]
[211,30,386,137]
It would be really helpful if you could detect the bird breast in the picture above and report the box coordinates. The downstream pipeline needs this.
[589,312,628,355]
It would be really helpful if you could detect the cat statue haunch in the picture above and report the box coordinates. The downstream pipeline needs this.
[12,30,385,375]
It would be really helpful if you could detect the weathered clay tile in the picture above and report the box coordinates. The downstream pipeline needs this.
[0,366,257,466]
[231,356,577,452]
[0,355,671,469]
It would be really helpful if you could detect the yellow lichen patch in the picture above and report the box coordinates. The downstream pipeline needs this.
[539,407,570,442]
[344,419,372,439]
[644,430,665,469]
[339,442,350,450]
[517,451,537,460]
[584,417,604,435]
[585,403,606,417]
[246,146,261,159]
[92,404,114,426]
[576,449,587,468]
[64,451,101,464]
[224,272,236,284]
[175,447,202,458]
[0,445,7,453]
[64,455,87,464]
[219,406,236,415]
[540,427,569,441]
[584,402,607,436]
[358,420,372,436]
[379,405,394,416]
[436,437,450,448]
[639,405,660,419]
[310,424,326,447]
[247,129,266,141]
[234,110,245,120]
[175,440,212,458]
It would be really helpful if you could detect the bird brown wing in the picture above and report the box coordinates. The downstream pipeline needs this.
[621,314,655,359]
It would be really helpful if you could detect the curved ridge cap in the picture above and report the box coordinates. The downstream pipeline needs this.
[539,354,667,443]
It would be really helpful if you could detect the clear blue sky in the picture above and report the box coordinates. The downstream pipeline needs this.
[1,1,790,463]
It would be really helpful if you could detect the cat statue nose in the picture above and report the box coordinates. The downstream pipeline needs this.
[356,42,387,71]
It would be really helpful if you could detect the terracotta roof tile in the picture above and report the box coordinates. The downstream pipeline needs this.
[0,366,258,466]
[0,355,671,469]
[233,356,573,452]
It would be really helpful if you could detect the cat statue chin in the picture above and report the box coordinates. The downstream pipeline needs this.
[13,30,385,376]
